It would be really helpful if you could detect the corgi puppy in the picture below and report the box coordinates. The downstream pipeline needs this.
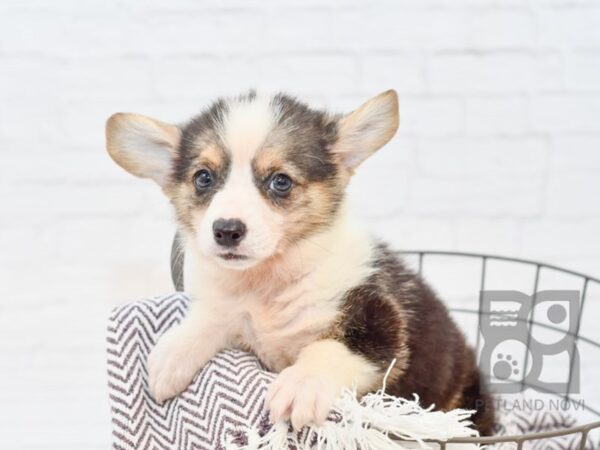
[106,90,494,435]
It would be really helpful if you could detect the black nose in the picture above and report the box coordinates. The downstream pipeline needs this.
[213,218,247,248]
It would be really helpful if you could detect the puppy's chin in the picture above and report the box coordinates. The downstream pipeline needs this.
[194,233,280,272]
[212,253,260,271]
[199,243,273,271]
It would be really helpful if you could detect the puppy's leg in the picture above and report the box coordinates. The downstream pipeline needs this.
[148,302,227,403]
[266,339,379,430]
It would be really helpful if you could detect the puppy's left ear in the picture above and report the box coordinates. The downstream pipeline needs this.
[331,90,399,173]
[106,113,181,187]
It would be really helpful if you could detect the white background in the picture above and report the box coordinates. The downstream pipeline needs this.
[1,0,600,448]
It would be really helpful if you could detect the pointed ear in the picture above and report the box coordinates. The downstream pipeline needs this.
[332,90,399,172]
[106,113,181,187]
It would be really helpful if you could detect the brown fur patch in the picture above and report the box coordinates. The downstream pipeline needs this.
[329,243,495,436]
[251,146,286,176]
[198,144,226,169]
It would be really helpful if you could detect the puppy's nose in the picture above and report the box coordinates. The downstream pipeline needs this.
[212,218,247,248]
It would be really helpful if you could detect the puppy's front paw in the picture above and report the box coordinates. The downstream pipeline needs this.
[147,328,201,404]
[266,364,341,430]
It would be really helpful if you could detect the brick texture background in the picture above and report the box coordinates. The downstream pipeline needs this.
[2,0,600,447]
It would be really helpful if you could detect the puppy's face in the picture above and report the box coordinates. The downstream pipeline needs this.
[106,91,398,270]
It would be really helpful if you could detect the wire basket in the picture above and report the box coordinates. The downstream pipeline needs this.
[170,235,600,448]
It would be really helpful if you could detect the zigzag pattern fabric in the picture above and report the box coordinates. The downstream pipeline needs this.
[106,293,597,450]
[495,405,598,450]
[107,293,274,449]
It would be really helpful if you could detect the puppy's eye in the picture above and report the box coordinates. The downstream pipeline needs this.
[193,169,213,190]
[269,173,293,194]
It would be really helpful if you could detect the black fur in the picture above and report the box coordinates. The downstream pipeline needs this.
[336,243,495,435]
[269,93,338,183]
[173,98,230,184]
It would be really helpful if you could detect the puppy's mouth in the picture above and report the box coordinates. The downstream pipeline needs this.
[218,252,249,261]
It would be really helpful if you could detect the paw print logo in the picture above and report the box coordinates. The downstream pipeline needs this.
[493,354,520,380]
[480,290,580,395]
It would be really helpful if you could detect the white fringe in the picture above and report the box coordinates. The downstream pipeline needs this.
[225,360,480,450]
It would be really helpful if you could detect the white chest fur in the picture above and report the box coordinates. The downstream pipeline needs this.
[182,213,375,372]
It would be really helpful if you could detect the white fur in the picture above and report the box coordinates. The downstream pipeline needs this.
[219,95,277,162]
[265,339,379,430]
[196,163,284,269]
[186,207,374,370]
[148,208,380,426]
[147,300,227,403]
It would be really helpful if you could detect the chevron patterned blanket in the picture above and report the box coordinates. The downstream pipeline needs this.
[106,293,596,450]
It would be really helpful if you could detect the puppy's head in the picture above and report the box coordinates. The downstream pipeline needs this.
[106,90,398,270]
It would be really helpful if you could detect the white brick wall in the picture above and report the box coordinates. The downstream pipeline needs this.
[1,1,600,447]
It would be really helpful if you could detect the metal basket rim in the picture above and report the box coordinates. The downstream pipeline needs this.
[397,249,600,285]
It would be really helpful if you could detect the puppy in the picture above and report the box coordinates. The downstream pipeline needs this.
[106,90,494,435]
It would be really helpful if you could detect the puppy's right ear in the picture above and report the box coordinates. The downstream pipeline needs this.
[106,113,181,187]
